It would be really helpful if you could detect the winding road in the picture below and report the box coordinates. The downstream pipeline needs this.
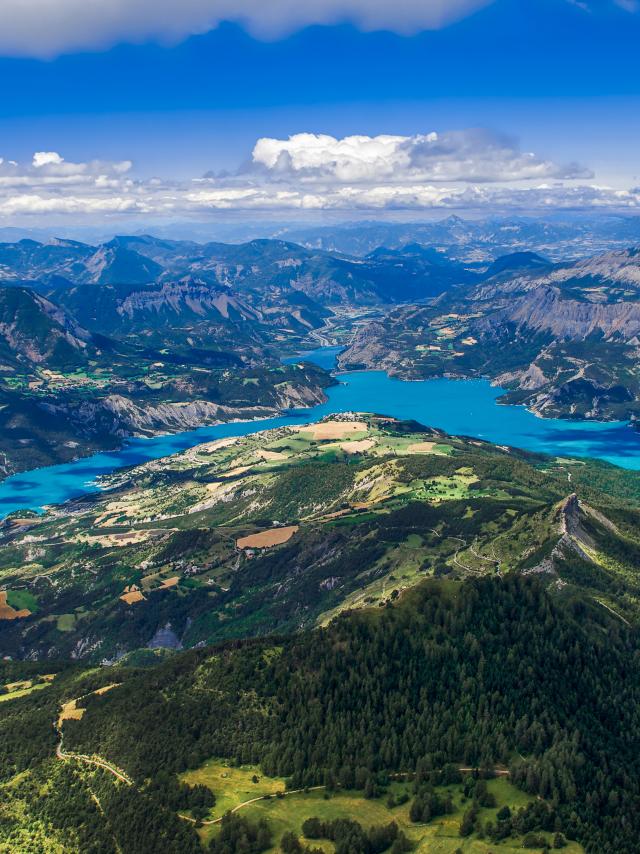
[55,735,133,785]
[54,691,133,785]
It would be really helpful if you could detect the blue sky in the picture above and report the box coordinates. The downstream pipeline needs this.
[0,0,639,224]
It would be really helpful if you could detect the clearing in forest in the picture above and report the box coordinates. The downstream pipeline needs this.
[258,449,289,461]
[406,441,437,453]
[77,529,152,548]
[181,759,287,820]
[0,676,55,703]
[93,683,121,696]
[190,771,583,853]
[338,439,376,454]
[58,699,85,727]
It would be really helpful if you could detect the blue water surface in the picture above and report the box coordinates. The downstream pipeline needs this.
[1,347,639,517]
[282,346,344,372]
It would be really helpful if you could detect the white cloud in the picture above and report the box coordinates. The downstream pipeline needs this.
[32,151,64,168]
[186,182,640,212]
[0,152,133,189]
[0,0,492,58]
[0,152,143,216]
[250,131,592,183]
[0,194,145,215]
[0,140,637,220]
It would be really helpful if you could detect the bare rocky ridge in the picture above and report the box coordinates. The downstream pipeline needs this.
[42,382,327,438]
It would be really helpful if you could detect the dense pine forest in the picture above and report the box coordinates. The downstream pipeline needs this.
[2,576,635,852]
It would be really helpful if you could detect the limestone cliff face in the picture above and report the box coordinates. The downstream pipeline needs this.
[97,395,268,435]
[340,321,400,372]
[115,279,260,323]
[41,381,328,440]
[272,382,327,409]
[508,363,548,391]
[452,246,640,342]
[39,383,326,438]
[474,285,640,341]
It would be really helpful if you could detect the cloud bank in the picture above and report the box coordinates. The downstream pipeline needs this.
[0,0,635,59]
[0,134,637,220]
[0,0,492,59]
[0,1,636,58]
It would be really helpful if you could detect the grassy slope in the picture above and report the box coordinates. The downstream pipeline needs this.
[181,761,583,853]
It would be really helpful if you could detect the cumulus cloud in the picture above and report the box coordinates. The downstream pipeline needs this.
[0,152,145,215]
[0,140,637,220]
[250,131,592,183]
[32,151,64,168]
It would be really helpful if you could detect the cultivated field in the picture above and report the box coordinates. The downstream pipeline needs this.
[299,420,369,440]
[236,526,299,549]
[0,591,31,620]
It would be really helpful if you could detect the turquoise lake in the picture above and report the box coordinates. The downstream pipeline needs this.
[1,346,639,518]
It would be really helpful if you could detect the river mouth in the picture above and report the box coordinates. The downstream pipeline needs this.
[1,346,639,518]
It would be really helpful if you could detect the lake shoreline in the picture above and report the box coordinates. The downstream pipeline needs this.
[2,349,640,519]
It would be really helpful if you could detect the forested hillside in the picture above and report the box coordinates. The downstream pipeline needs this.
[1,575,637,852]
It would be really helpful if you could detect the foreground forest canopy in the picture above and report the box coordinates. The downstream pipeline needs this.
[0,575,638,853]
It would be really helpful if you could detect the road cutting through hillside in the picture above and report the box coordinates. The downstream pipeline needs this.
[55,737,133,785]
[54,689,133,786]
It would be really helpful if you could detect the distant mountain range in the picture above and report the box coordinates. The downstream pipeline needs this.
[343,246,640,422]
[0,233,479,362]
[3,213,640,262]
[281,214,640,261]
[0,235,477,352]
[0,234,479,477]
